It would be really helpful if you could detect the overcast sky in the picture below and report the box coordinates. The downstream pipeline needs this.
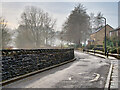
[1,1,118,30]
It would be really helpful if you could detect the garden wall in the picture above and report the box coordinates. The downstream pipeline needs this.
[1,49,74,81]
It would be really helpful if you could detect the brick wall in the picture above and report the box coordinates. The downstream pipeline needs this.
[90,25,113,46]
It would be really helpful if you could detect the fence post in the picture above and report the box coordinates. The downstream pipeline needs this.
[94,49,95,55]
[107,50,109,58]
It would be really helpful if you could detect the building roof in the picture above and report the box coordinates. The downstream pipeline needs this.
[91,24,113,35]
[110,26,120,32]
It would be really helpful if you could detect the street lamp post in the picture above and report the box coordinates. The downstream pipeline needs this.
[98,17,107,56]
[104,17,107,56]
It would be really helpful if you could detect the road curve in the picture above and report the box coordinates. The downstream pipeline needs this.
[3,51,110,88]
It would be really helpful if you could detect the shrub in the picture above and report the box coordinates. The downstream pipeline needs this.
[96,45,103,47]
[117,47,120,54]
[110,47,117,53]
[96,47,104,51]
[87,45,94,49]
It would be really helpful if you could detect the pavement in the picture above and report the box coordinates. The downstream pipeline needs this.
[110,60,119,89]
[85,51,119,89]
[3,51,110,88]
[85,51,116,60]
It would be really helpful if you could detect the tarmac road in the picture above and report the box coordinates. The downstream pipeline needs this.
[3,51,110,88]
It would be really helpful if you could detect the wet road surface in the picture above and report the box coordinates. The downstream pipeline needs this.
[3,51,110,88]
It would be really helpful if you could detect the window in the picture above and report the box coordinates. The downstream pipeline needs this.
[110,32,112,37]
[117,31,118,37]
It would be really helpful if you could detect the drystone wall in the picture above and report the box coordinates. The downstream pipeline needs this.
[1,49,74,81]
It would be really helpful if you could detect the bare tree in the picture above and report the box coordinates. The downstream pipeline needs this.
[90,12,104,33]
[95,12,104,28]
[89,13,96,33]
[42,12,56,46]
[0,17,11,49]
[16,6,56,48]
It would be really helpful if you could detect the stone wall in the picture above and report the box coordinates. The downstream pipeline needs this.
[1,49,74,81]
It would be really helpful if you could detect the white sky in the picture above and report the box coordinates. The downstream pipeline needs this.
[0,1,119,30]
[1,0,119,2]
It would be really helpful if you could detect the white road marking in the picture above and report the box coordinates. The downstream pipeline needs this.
[68,77,72,80]
[89,73,100,82]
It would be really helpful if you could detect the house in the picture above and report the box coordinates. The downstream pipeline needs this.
[109,26,120,40]
[88,24,114,46]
